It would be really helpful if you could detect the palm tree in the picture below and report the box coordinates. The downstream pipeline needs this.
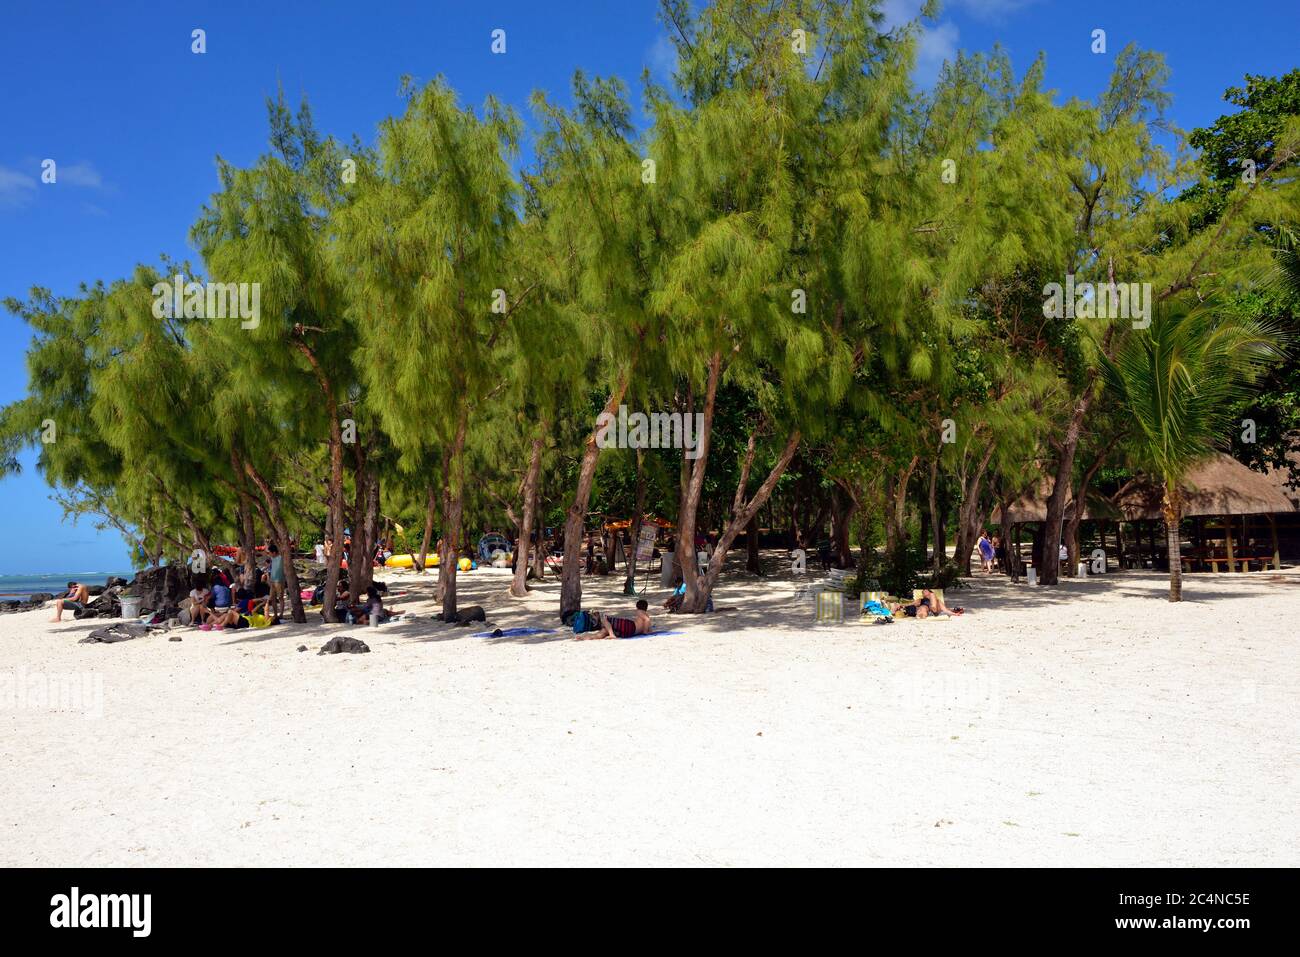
[1102,306,1285,601]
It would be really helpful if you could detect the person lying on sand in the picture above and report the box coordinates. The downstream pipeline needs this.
[200,607,250,631]
[890,588,963,619]
[576,599,652,640]
[49,581,89,622]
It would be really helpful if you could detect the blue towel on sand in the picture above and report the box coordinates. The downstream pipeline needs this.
[471,627,555,638]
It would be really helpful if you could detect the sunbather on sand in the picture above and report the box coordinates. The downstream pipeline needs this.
[577,599,652,640]
[890,588,963,618]
[199,607,250,631]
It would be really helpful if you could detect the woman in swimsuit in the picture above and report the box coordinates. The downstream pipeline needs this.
[890,589,963,618]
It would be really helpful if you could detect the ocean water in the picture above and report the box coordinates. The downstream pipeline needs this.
[0,572,135,598]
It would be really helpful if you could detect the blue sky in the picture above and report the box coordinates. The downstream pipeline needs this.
[0,0,1296,575]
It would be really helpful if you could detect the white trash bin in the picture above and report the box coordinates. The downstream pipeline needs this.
[119,595,142,619]
[660,551,675,587]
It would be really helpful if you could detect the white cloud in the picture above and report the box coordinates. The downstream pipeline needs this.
[880,0,927,31]
[878,2,960,88]
[0,165,37,208]
[646,33,677,82]
[59,161,104,189]
[915,21,960,87]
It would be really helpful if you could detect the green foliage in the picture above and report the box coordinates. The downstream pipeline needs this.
[1,3,1295,611]
[847,542,926,599]
[1101,305,1287,490]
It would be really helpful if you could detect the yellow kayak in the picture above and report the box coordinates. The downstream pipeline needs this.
[385,553,439,569]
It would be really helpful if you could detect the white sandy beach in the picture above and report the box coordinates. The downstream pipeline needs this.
[1,558,1297,867]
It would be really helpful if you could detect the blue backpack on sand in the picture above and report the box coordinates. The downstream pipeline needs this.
[571,610,602,634]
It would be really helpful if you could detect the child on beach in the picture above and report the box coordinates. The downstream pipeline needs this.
[181,576,211,625]
[363,585,384,624]
[268,544,286,619]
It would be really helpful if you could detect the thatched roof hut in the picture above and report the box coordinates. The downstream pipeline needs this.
[1263,451,1300,509]
[991,479,1119,525]
[1112,453,1297,520]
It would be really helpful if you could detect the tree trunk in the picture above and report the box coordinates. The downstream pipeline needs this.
[360,452,380,592]
[745,513,762,574]
[238,496,257,589]
[681,428,802,611]
[242,459,306,624]
[1040,391,1094,585]
[952,442,997,574]
[830,485,856,568]
[1063,442,1113,578]
[347,444,368,597]
[1164,483,1183,601]
[295,342,348,623]
[181,510,212,562]
[928,451,943,570]
[884,456,919,553]
[560,374,631,617]
[531,478,545,580]
[435,446,451,602]
[676,353,722,612]
[228,450,260,589]
[512,433,544,598]
[440,406,468,621]
[999,499,1019,581]
[417,484,436,573]
[622,448,646,594]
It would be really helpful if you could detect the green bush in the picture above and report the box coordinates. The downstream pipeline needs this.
[846,548,968,596]
[846,542,927,597]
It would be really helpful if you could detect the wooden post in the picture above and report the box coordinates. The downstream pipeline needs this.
[1224,514,1236,573]
[1270,514,1282,571]
[1242,513,1249,572]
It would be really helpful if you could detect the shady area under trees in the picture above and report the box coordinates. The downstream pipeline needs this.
[2,3,1299,613]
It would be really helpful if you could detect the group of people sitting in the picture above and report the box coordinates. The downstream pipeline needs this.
[310,579,398,625]
[183,549,287,630]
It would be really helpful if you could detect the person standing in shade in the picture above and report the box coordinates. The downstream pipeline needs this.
[268,544,287,619]
[977,531,996,574]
